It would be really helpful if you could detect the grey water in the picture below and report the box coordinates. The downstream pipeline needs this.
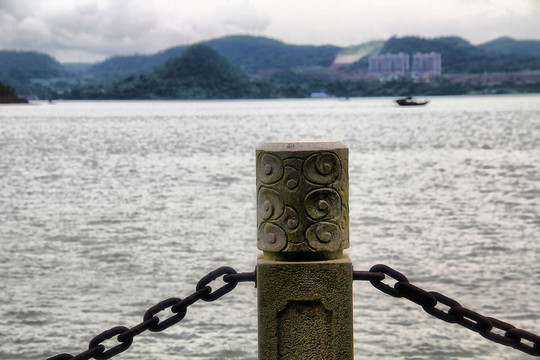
[0,95,539,360]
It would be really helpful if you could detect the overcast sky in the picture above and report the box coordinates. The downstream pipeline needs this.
[1,0,539,63]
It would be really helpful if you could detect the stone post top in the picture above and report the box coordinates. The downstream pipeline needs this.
[256,141,349,261]
[257,141,348,152]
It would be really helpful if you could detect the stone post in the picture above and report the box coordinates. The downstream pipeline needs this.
[256,142,353,360]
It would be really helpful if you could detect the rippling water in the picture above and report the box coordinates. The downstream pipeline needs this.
[1,95,539,360]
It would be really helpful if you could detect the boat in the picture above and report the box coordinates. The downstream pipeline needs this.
[395,96,429,106]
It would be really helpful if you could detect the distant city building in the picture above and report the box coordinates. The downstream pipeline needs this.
[369,52,442,79]
[412,52,442,78]
[369,53,409,78]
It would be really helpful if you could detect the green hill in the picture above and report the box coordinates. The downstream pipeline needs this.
[379,36,491,73]
[478,37,540,56]
[78,35,540,79]
[154,44,252,98]
[2,34,540,99]
[0,50,67,92]
[83,46,187,81]
[0,51,67,83]
[371,36,540,73]
[203,35,342,74]
[0,81,18,97]
[69,44,256,99]
[0,51,69,97]
[82,35,342,81]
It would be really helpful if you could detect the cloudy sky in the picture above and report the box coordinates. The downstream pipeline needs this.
[1,0,539,63]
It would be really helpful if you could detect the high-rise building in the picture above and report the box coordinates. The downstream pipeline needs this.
[412,52,442,77]
[369,53,409,78]
[369,52,442,79]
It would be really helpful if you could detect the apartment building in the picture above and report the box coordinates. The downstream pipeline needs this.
[412,52,442,77]
[369,52,441,79]
[369,53,409,78]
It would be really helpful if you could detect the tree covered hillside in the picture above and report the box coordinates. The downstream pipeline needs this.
[478,37,540,56]
[0,51,67,83]
[83,35,342,81]
[2,35,540,99]
[0,81,18,97]
[204,35,342,74]
[0,80,29,103]
[83,46,187,81]
[67,45,258,99]
[374,36,540,73]
[0,51,69,97]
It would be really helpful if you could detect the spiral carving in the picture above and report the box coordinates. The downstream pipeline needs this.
[258,222,287,251]
[305,222,341,251]
[256,142,348,257]
[304,188,340,220]
[258,187,284,220]
[283,206,299,230]
[304,152,340,185]
[258,154,283,184]
[284,166,299,190]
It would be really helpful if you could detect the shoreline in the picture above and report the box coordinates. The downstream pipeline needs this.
[0,97,29,104]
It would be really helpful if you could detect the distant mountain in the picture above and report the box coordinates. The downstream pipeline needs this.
[203,35,342,74]
[0,50,67,83]
[83,45,187,81]
[478,37,540,56]
[83,35,342,81]
[0,50,70,96]
[378,36,491,73]
[69,44,256,99]
[372,36,540,73]
[155,44,252,98]
[2,34,540,98]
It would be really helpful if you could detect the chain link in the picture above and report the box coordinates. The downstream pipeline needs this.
[46,263,539,358]
[354,264,540,357]
[46,267,256,360]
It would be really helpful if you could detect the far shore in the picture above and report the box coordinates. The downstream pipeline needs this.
[0,97,29,104]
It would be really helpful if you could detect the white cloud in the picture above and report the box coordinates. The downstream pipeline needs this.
[18,17,52,44]
[0,0,539,62]
[0,11,18,37]
[258,0,540,45]
[217,0,271,32]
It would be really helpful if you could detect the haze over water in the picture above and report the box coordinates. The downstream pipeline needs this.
[0,95,539,359]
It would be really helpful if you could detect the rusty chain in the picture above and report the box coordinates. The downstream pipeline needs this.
[46,266,257,360]
[354,264,540,357]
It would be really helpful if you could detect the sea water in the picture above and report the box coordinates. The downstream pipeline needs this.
[0,95,539,360]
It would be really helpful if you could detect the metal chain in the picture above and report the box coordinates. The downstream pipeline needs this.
[354,264,540,357]
[46,263,539,358]
[46,266,257,360]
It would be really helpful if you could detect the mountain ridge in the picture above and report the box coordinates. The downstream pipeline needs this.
[66,44,261,99]
[1,35,539,98]
[2,35,539,81]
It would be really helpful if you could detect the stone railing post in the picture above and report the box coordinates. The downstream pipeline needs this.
[256,142,353,360]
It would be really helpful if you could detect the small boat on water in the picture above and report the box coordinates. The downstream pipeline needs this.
[395,96,429,106]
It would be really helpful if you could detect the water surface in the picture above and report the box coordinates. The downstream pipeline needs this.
[0,95,539,359]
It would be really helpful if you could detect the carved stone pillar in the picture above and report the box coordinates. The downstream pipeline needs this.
[256,142,353,360]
